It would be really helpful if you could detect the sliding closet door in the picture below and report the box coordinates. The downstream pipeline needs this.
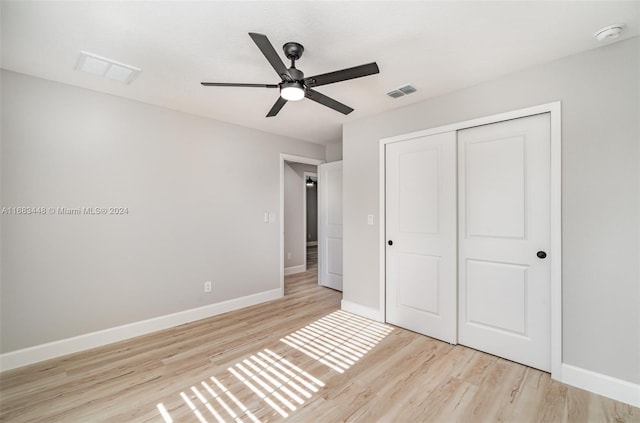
[458,113,551,371]
[386,132,457,343]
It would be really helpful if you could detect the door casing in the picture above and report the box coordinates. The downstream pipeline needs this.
[378,102,562,378]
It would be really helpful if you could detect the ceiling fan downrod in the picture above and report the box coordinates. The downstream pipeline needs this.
[283,42,304,80]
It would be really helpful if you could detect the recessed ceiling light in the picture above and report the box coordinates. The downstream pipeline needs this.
[594,24,626,42]
[75,51,141,84]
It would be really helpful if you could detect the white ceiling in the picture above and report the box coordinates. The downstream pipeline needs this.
[2,1,638,145]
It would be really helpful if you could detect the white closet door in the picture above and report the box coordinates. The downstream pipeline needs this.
[386,132,457,343]
[458,113,551,371]
[318,161,343,291]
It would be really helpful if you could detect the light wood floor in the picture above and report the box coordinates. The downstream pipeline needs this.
[1,247,638,422]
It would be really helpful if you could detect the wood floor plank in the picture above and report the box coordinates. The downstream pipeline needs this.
[1,247,638,422]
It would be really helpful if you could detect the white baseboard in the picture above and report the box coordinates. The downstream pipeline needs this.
[341,299,384,322]
[0,288,282,372]
[306,241,317,247]
[284,264,306,276]
[561,363,640,407]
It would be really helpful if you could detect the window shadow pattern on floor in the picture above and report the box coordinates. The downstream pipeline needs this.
[157,310,393,422]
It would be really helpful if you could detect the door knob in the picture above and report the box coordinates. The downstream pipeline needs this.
[388,240,393,246]
[537,251,547,259]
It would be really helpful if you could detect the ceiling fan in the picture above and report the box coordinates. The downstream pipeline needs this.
[201,32,380,117]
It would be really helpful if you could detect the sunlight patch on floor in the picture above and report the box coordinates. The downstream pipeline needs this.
[281,310,393,374]
[157,310,393,422]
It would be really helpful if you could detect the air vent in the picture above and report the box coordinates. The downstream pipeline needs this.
[75,51,141,84]
[387,84,417,99]
[398,84,417,95]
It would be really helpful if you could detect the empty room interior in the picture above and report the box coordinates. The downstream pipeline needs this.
[1,1,639,421]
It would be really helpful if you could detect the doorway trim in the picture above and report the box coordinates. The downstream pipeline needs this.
[280,154,324,296]
[378,101,562,378]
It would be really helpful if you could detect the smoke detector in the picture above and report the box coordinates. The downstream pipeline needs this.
[594,24,626,42]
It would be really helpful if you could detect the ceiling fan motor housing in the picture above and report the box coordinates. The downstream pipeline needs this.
[283,42,304,61]
[287,67,304,81]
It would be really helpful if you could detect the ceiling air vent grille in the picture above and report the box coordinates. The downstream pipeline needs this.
[386,90,404,98]
[75,51,141,84]
[387,84,417,99]
[398,84,417,95]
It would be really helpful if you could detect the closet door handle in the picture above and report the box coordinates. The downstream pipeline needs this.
[537,251,547,259]
[388,240,393,246]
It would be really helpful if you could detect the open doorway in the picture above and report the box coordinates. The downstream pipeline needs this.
[280,155,323,296]
[304,172,318,276]
[283,161,318,276]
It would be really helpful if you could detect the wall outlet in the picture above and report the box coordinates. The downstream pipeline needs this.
[367,214,374,225]
[287,252,292,260]
[204,281,212,293]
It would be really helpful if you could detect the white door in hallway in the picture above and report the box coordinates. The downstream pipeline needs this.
[385,132,457,343]
[318,161,343,291]
[458,113,551,372]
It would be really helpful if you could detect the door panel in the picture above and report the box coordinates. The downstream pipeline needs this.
[318,161,343,291]
[458,113,551,372]
[386,132,457,343]
[326,168,343,226]
[397,254,440,314]
[326,237,343,277]
[466,136,526,238]
[398,148,440,234]
[465,259,527,335]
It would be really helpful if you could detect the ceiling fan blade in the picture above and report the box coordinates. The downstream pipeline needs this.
[201,82,278,88]
[304,62,379,88]
[266,96,287,117]
[248,32,291,81]
[305,89,353,115]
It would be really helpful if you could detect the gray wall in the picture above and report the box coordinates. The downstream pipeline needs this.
[0,70,325,353]
[283,162,317,270]
[342,37,639,384]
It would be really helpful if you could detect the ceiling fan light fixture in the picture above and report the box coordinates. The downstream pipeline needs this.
[201,32,380,116]
[280,81,305,101]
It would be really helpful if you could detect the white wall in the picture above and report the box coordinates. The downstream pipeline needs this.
[0,70,325,354]
[343,37,639,385]
[325,141,343,162]
[283,162,317,272]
